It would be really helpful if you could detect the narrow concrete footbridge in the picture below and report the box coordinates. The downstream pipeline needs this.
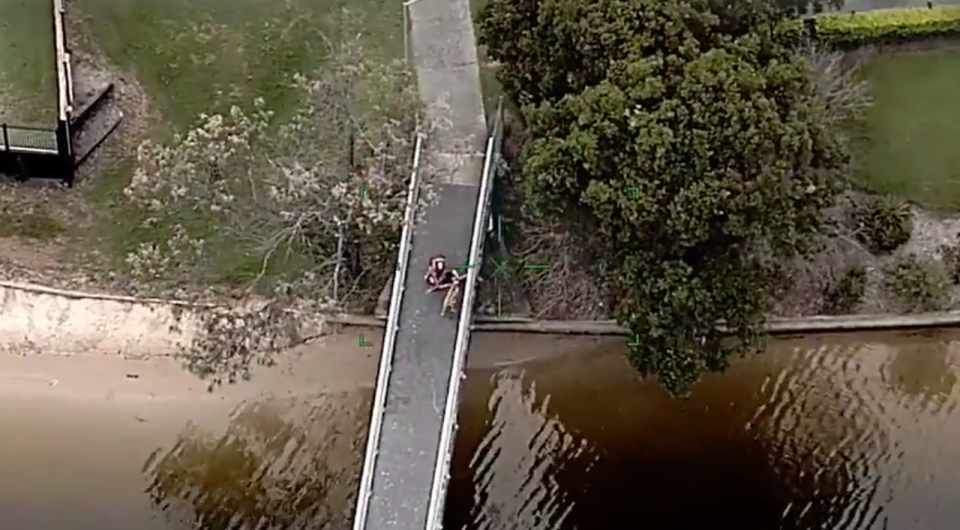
[350,0,502,528]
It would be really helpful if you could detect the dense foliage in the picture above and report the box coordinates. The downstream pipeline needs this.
[479,0,853,394]
[772,0,843,18]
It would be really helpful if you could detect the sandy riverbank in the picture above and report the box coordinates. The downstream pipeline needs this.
[0,326,611,403]
[0,321,608,530]
[0,339,378,530]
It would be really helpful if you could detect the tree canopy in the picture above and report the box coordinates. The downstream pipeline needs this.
[479,0,852,394]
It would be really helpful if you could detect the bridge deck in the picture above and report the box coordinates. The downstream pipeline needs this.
[362,182,481,530]
[1,126,58,155]
[355,0,488,526]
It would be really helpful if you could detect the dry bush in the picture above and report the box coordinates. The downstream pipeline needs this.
[822,264,867,315]
[939,236,960,284]
[767,194,878,317]
[491,106,608,320]
[513,213,610,320]
[800,39,873,127]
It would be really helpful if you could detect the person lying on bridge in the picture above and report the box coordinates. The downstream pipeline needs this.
[425,255,463,293]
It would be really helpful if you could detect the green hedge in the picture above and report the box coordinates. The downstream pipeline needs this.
[812,6,960,49]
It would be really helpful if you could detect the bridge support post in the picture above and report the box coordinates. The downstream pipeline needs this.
[2,124,8,152]
[56,119,75,187]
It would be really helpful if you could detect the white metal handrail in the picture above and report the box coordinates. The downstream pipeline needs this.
[352,133,424,530]
[53,0,72,120]
[424,124,500,529]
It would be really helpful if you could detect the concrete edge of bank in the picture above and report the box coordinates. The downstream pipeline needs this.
[325,310,960,336]
[3,280,960,358]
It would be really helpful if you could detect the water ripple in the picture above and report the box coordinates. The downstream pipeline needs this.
[465,369,596,530]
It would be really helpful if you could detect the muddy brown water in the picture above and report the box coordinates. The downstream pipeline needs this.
[3,330,960,530]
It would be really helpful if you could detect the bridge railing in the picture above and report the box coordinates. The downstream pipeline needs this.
[352,132,425,530]
[425,98,505,530]
[53,0,75,186]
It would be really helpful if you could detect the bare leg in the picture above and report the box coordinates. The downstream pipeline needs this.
[442,284,459,316]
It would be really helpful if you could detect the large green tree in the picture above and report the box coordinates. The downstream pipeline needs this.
[480,0,851,394]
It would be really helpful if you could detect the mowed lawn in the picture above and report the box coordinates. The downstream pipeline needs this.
[855,49,960,210]
[0,0,58,124]
[79,0,405,130]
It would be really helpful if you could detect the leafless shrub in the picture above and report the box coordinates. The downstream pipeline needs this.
[800,40,873,126]
[175,298,313,389]
[123,11,449,386]
[514,214,609,320]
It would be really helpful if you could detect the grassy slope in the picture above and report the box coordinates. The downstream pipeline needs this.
[70,0,404,286]
[0,0,58,124]
[855,49,960,211]
[80,0,403,129]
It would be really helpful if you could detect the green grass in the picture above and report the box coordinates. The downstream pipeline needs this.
[80,0,404,130]
[0,0,58,124]
[855,49,960,211]
[0,211,65,240]
[69,0,405,287]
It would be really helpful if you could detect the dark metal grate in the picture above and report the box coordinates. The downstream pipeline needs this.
[1,123,59,153]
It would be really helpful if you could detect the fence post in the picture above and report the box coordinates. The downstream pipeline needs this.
[2,123,8,152]
[56,120,71,159]
[56,119,74,187]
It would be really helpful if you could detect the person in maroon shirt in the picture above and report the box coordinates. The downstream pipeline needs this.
[425,255,462,292]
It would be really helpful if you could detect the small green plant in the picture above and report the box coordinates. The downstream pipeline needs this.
[823,264,867,315]
[855,195,912,254]
[883,256,950,313]
[939,238,960,284]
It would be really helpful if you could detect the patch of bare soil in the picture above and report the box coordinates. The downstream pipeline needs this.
[0,178,88,284]
[0,0,153,294]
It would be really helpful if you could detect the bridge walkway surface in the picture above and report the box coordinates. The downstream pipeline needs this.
[352,0,490,528]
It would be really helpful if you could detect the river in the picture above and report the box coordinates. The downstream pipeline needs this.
[1,329,959,530]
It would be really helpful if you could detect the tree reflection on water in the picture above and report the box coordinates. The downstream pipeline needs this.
[883,332,958,412]
[142,396,367,530]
